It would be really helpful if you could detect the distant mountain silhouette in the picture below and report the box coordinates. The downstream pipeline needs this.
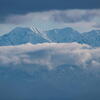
[0,27,100,46]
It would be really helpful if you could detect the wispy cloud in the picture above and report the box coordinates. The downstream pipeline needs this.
[0,9,100,34]
[4,9,100,24]
[51,9,100,23]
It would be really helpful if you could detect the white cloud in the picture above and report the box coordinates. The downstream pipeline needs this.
[0,43,100,71]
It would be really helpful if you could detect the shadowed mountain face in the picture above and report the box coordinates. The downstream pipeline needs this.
[46,27,82,43]
[81,30,100,47]
[0,27,100,46]
[46,28,100,46]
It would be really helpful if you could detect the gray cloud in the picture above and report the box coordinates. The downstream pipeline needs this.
[4,9,100,24]
[51,9,100,23]
[0,0,100,22]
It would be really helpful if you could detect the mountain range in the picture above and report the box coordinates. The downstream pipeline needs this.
[0,27,100,100]
[0,27,100,47]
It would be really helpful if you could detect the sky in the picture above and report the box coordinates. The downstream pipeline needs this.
[0,0,100,34]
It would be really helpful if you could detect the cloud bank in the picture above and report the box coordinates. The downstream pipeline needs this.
[0,43,100,71]
[0,43,100,100]
[4,9,100,24]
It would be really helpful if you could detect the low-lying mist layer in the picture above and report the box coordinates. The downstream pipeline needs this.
[0,42,100,70]
[0,42,100,100]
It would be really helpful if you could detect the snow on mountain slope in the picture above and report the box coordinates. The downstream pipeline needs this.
[0,27,48,46]
[0,27,100,46]
[46,28,100,47]
[45,27,82,43]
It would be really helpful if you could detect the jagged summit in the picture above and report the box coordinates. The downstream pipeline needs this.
[0,26,100,47]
